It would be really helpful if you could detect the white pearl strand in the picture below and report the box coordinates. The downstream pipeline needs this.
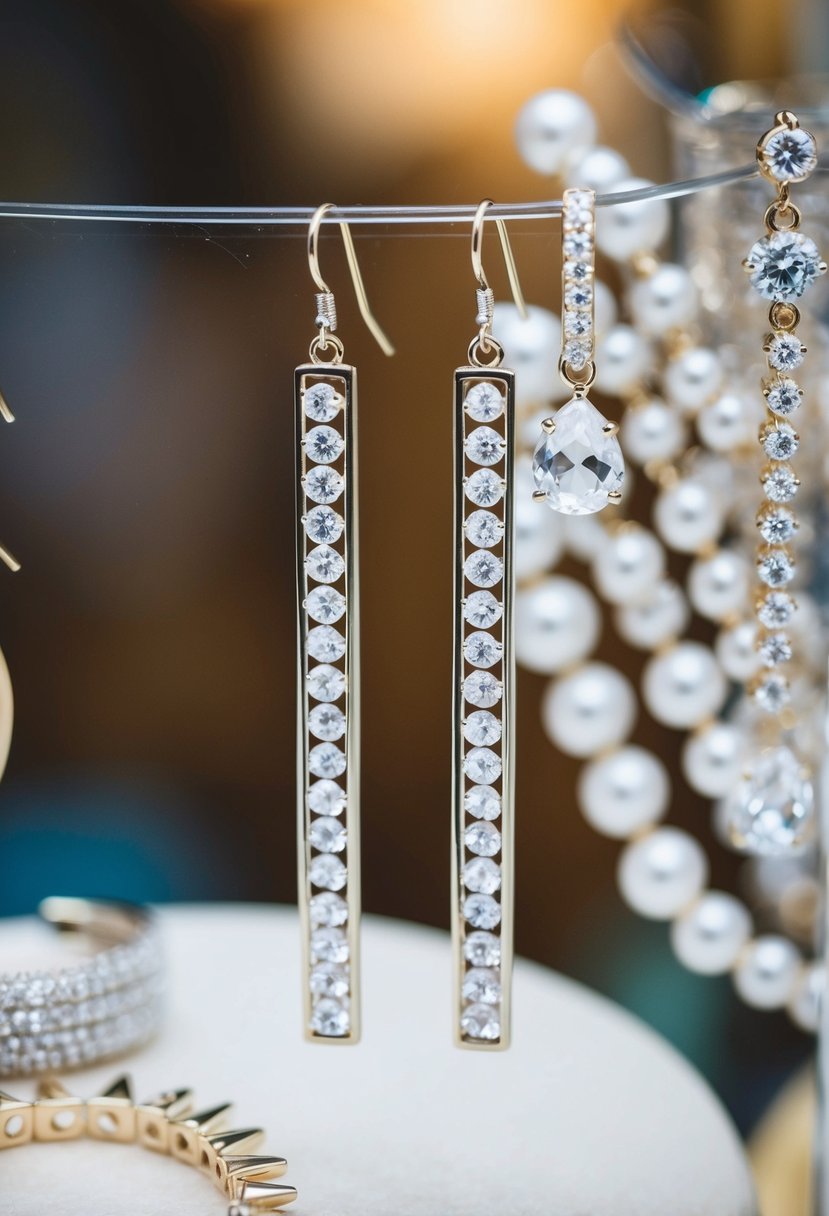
[509,91,821,1026]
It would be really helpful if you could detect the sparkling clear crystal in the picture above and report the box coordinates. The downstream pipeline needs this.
[463,631,502,669]
[758,591,796,628]
[463,710,502,746]
[464,820,501,857]
[308,704,346,741]
[310,927,349,964]
[463,590,503,630]
[565,259,591,282]
[307,626,346,663]
[724,745,814,854]
[304,382,340,422]
[310,997,350,1037]
[767,333,804,372]
[465,425,505,467]
[308,743,346,779]
[762,423,799,461]
[759,507,797,544]
[305,545,345,584]
[747,231,823,301]
[463,747,502,785]
[754,673,791,713]
[465,510,502,548]
[306,665,346,703]
[465,468,504,507]
[565,283,592,308]
[762,465,798,503]
[304,505,344,544]
[465,382,505,422]
[304,466,344,505]
[565,311,592,337]
[309,853,347,891]
[309,815,347,853]
[308,779,347,816]
[305,425,344,464]
[460,1002,501,1041]
[463,670,503,709]
[462,966,502,1004]
[306,586,346,624]
[463,856,501,894]
[464,930,501,966]
[563,230,593,259]
[309,892,349,928]
[464,550,504,589]
[532,396,624,515]
[309,961,349,996]
[765,378,802,417]
[463,892,502,930]
[465,785,501,820]
[761,127,818,183]
[757,550,795,587]
[563,340,591,370]
[759,632,792,667]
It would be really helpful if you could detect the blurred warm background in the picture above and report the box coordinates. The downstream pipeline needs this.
[0,0,825,1189]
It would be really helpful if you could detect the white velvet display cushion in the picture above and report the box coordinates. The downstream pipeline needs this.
[1,905,756,1215]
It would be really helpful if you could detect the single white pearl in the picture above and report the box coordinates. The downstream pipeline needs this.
[515,576,600,675]
[578,745,669,838]
[671,891,752,975]
[564,144,630,193]
[591,526,665,605]
[621,398,687,465]
[594,325,651,396]
[595,177,670,261]
[733,936,801,1009]
[492,303,564,407]
[561,512,607,561]
[593,279,617,340]
[642,642,726,729]
[514,90,596,176]
[663,347,723,415]
[542,662,636,758]
[653,479,724,554]
[787,962,825,1032]
[682,722,745,798]
[715,620,760,681]
[615,580,689,650]
[618,827,708,920]
[696,393,758,453]
[688,550,750,622]
[627,264,698,336]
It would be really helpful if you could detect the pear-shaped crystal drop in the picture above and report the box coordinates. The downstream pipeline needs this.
[532,396,624,515]
[723,745,815,855]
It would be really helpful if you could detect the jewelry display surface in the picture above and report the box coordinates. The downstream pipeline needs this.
[2,904,755,1215]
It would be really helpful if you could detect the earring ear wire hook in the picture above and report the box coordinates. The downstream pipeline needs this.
[307,204,395,357]
[470,199,529,321]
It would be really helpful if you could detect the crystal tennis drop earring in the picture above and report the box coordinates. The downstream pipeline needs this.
[295,204,394,1043]
[724,112,826,855]
[453,200,527,1050]
[532,187,624,514]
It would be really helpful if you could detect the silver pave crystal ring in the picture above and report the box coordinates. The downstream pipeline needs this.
[0,897,163,1077]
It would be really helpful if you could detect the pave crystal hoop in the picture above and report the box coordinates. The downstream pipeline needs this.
[0,1074,297,1211]
[0,897,163,1078]
[295,205,394,1043]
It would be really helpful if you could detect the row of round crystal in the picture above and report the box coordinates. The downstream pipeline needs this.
[0,998,161,1077]
[561,187,595,373]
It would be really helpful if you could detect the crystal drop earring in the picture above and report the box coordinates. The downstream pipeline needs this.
[532,188,624,514]
[295,204,394,1043]
[453,200,527,1050]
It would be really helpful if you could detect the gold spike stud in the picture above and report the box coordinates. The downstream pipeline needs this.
[0,1091,34,1149]
[136,1088,194,1153]
[200,1127,265,1183]
[230,1181,299,1212]
[33,1078,85,1142]
[169,1101,234,1166]
[87,1074,137,1143]
[223,1155,289,1196]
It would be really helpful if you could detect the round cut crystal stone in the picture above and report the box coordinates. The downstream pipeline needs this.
[463,590,503,630]
[464,931,501,966]
[307,626,346,663]
[760,126,818,183]
[465,785,501,820]
[532,397,624,515]
[465,382,505,422]
[310,997,350,1037]
[762,423,798,461]
[463,747,502,785]
[306,586,346,624]
[309,853,347,891]
[304,382,340,422]
[565,259,591,282]
[767,333,804,372]
[463,892,501,930]
[309,815,347,853]
[465,510,502,548]
[463,670,503,709]
[462,966,502,1004]
[565,311,592,338]
[747,231,823,301]
[309,892,348,928]
[304,505,344,544]
[308,779,346,816]
[759,632,792,667]
[308,743,346,779]
[309,961,349,997]
[563,341,591,370]
[765,378,801,417]
[723,745,814,854]
[305,545,345,584]
[563,230,592,259]
[759,507,797,545]
[757,550,794,587]
[465,426,505,467]
[308,704,346,741]
[306,665,346,703]
[754,673,791,713]
[464,550,504,589]
[463,710,502,746]
[565,283,592,308]
[464,820,502,858]
[304,466,344,505]
[757,591,796,628]
[310,927,349,964]
[465,468,504,507]
[460,1002,501,1041]
[463,632,502,669]
[762,465,798,503]
[463,856,501,894]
